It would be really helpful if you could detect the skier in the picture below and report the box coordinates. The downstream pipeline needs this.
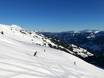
[1,31,4,35]
[74,61,76,65]
[34,51,37,56]
[44,49,46,52]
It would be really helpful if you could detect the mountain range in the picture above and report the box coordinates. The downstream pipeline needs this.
[0,24,104,78]
[42,30,104,68]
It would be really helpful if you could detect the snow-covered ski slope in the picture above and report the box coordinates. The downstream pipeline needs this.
[0,24,104,78]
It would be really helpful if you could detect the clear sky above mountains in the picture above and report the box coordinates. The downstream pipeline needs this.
[0,0,104,32]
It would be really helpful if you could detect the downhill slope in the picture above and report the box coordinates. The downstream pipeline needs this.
[0,24,104,78]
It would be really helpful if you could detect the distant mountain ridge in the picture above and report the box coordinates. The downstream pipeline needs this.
[42,30,104,68]
[42,30,104,54]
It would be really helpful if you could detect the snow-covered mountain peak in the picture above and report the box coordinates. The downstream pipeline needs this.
[0,24,23,35]
[78,29,100,33]
[0,24,22,30]
[0,24,56,47]
[10,24,22,30]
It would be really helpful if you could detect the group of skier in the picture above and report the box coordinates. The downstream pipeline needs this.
[33,49,76,65]
[33,49,46,56]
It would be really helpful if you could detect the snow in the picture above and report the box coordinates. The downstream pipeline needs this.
[71,44,93,58]
[0,24,104,78]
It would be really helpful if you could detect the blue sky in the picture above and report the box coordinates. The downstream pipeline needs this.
[0,0,104,32]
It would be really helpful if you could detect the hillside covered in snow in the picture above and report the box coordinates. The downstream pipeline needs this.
[0,24,104,78]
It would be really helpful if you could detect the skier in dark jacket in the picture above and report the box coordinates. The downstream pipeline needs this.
[74,61,76,65]
[44,49,46,52]
[34,51,37,56]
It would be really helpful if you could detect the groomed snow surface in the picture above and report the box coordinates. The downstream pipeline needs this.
[0,24,104,78]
